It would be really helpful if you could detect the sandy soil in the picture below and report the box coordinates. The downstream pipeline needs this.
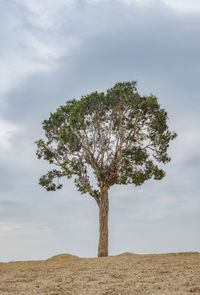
[0,252,199,295]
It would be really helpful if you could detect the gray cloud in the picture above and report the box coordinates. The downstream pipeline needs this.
[3,0,200,122]
[0,0,199,261]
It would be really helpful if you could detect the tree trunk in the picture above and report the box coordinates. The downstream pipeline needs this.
[98,186,109,257]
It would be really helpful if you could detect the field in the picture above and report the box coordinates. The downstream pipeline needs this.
[0,252,199,295]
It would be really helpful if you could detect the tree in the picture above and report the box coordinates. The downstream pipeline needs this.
[35,81,177,257]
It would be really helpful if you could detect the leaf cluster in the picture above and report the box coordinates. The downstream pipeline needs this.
[36,81,176,202]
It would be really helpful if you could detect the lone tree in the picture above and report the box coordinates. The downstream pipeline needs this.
[36,81,176,257]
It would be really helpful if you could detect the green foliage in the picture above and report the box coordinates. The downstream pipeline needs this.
[36,81,176,200]
[39,170,63,191]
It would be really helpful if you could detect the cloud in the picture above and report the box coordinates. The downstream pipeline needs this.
[0,0,199,260]
[0,119,19,148]
[1,0,199,98]
[0,0,80,102]
[121,0,200,12]
[161,0,200,13]
[15,0,74,28]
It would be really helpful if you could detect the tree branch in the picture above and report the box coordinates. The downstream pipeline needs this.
[78,174,100,205]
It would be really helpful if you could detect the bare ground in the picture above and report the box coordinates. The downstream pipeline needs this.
[0,252,199,295]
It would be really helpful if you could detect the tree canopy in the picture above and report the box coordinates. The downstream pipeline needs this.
[36,81,176,202]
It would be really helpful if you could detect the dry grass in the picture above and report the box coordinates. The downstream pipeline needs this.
[0,252,200,294]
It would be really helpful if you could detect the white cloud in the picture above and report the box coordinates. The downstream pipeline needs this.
[0,221,56,238]
[121,0,200,12]
[161,0,200,13]
[0,119,19,148]
[14,0,74,29]
[0,222,22,234]
[0,0,80,101]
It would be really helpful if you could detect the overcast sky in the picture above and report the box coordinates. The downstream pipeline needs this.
[0,0,200,262]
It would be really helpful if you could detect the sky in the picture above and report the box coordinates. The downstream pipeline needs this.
[0,0,200,262]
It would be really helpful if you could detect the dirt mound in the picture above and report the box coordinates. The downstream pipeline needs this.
[114,251,140,257]
[46,253,79,262]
